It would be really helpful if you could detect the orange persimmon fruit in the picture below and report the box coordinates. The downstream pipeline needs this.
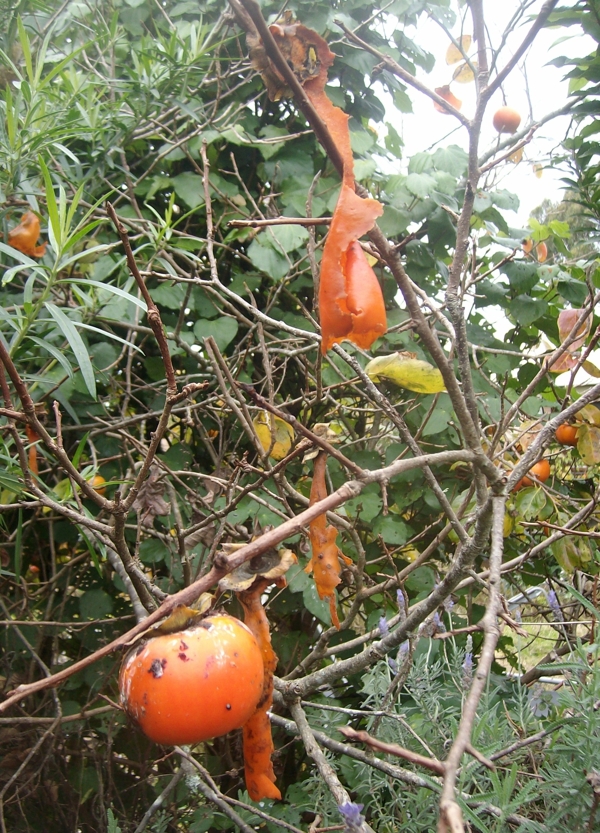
[556,423,578,447]
[7,211,47,257]
[119,613,264,745]
[492,106,521,134]
[513,458,551,491]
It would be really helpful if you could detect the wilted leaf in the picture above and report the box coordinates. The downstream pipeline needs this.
[548,308,592,372]
[509,147,524,164]
[445,35,472,64]
[219,547,296,591]
[253,411,294,460]
[582,360,600,378]
[533,163,543,179]
[365,352,446,393]
[132,468,170,523]
[577,405,600,427]
[550,536,593,573]
[434,85,462,114]
[558,308,591,346]
[576,424,600,465]
[452,61,477,83]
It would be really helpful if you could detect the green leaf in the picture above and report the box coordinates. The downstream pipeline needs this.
[193,316,238,351]
[62,279,148,311]
[44,303,96,399]
[79,589,113,620]
[372,515,410,545]
[508,296,548,326]
[404,172,437,198]
[247,238,289,280]
[269,224,309,254]
[171,173,205,208]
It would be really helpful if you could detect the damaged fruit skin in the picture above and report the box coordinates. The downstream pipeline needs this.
[119,614,264,745]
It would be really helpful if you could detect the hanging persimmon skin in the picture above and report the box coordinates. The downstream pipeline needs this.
[239,578,281,802]
[7,212,46,257]
[319,195,385,354]
[305,451,352,629]
[251,19,387,354]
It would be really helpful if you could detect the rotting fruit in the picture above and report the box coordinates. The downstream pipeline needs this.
[492,106,521,134]
[556,423,578,447]
[119,613,264,745]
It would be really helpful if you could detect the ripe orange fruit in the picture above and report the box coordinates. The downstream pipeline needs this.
[535,241,548,262]
[492,106,521,134]
[88,474,107,495]
[119,613,264,745]
[556,423,578,447]
[513,458,551,491]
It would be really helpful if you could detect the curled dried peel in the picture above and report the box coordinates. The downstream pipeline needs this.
[305,451,351,629]
[250,19,386,354]
[238,577,281,801]
[8,211,46,257]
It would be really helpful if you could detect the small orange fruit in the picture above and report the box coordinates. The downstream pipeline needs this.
[556,423,578,447]
[492,106,521,134]
[88,474,107,495]
[535,241,548,262]
[119,613,264,746]
[513,458,551,491]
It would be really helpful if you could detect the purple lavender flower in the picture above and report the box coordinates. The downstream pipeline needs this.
[433,611,445,633]
[339,802,365,832]
[443,596,454,612]
[546,589,564,622]
[379,615,389,636]
[388,657,399,674]
[399,640,409,655]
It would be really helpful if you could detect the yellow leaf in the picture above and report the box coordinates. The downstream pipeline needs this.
[550,536,592,573]
[576,423,600,464]
[576,405,600,427]
[508,147,524,164]
[445,35,472,64]
[582,360,600,378]
[365,352,446,394]
[452,61,477,83]
[533,163,543,179]
[253,410,294,460]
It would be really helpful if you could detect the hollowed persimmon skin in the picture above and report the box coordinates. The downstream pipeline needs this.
[119,614,264,745]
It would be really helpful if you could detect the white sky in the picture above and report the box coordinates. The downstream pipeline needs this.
[387,4,593,224]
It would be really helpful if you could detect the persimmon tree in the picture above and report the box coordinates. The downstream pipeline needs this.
[1,1,600,832]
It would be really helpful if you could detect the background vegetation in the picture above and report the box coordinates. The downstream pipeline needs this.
[1,0,600,831]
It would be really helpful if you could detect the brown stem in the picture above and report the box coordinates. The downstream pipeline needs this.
[235,0,345,177]
[105,201,178,396]
[339,726,445,775]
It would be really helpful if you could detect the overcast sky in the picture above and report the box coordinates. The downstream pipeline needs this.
[387,5,593,224]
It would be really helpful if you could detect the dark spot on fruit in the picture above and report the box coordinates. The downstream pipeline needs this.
[234,651,239,657]
[226,703,232,710]
[179,640,188,651]
[317,552,324,560]
[148,658,167,678]
[178,652,190,661]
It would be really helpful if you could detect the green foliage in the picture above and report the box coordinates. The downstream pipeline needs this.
[1,1,600,832]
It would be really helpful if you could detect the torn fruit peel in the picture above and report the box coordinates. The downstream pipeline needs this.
[7,211,47,258]
[237,576,283,801]
[252,18,386,354]
[305,450,352,629]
